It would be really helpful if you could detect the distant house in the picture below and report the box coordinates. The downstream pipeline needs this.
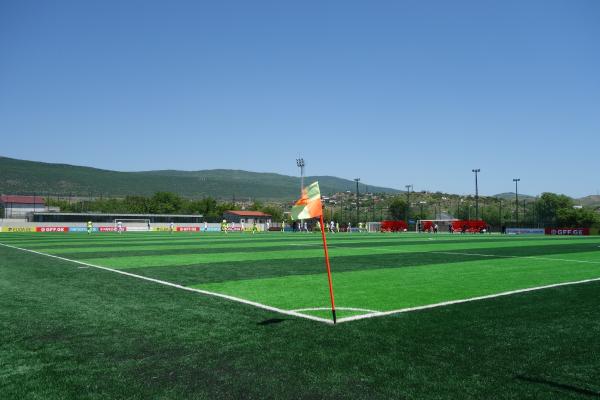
[0,195,47,218]
[223,210,272,224]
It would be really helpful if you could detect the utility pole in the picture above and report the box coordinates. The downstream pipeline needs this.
[513,178,520,226]
[419,201,426,219]
[472,169,480,219]
[499,198,503,227]
[354,178,360,224]
[405,184,413,224]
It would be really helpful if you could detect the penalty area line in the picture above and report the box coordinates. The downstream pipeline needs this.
[0,242,334,325]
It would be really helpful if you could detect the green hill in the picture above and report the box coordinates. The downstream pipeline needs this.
[0,156,400,200]
[493,192,537,201]
[578,195,600,208]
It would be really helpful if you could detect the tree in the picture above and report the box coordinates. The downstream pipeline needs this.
[388,198,408,221]
[123,196,150,213]
[535,192,573,226]
[149,192,183,214]
[556,207,598,228]
[261,205,283,221]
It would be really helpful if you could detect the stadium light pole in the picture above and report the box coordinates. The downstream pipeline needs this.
[405,184,413,224]
[296,158,305,194]
[419,201,426,219]
[513,178,520,226]
[354,178,360,224]
[472,169,480,220]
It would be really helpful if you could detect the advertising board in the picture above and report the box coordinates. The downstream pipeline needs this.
[0,227,36,232]
[505,228,545,235]
[177,227,200,232]
[545,228,590,236]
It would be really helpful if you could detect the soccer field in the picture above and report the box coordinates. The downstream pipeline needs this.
[2,231,600,399]
[2,231,600,323]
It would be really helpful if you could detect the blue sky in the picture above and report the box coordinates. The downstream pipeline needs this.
[1,0,599,197]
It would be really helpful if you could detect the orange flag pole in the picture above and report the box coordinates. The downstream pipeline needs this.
[319,214,337,324]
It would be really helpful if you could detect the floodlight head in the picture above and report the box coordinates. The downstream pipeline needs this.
[354,178,360,182]
[513,178,520,182]
[472,168,480,173]
[296,158,305,168]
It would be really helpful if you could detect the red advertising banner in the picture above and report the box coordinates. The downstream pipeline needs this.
[380,221,408,232]
[99,226,118,232]
[451,220,487,233]
[36,226,69,232]
[545,228,590,236]
[177,227,200,232]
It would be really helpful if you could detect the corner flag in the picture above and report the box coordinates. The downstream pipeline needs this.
[291,181,337,324]
[291,181,323,220]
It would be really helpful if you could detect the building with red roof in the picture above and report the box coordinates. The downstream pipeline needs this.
[0,195,47,218]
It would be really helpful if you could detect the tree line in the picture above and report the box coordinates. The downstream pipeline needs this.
[46,192,284,222]
[385,192,599,228]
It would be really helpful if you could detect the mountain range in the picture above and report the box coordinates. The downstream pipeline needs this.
[0,156,400,200]
[1,156,597,205]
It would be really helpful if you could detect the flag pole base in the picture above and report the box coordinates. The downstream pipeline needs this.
[332,309,337,324]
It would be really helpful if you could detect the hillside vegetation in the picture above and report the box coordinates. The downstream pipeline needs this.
[0,156,400,200]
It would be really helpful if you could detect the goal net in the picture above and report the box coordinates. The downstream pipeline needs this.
[366,222,381,232]
[415,219,457,233]
[114,219,151,232]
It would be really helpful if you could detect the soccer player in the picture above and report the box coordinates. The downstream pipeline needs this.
[169,221,175,233]
[330,220,335,233]
[266,221,270,232]
[221,219,228,234]
[204,221,208,232]
[117,221,123,234]
[347,222,352,233]
[87,220,93,234]
[336,222,340,233]
[252,221,258,234]
[281,220,285,232]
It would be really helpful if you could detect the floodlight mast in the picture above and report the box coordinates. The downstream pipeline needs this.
[296,158,305,194]
[354,178,360,224]
[405,184,413,224]
[513,178,521,226]
[472,169,480,220]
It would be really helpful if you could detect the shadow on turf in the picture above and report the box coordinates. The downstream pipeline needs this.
[257,318,287,326]
[515,374,600,397]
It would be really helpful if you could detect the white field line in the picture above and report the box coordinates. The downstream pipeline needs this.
[0,242,333,325]
[292,307,378,313]
[430,251,600,265]
[4,241,600,325]
[335,276,600,324]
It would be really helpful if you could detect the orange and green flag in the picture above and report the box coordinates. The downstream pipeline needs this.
[291,181,322,220]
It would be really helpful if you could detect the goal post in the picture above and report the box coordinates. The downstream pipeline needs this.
[114,219,151,232]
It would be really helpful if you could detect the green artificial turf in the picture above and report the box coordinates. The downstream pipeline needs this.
[3,232,599,322]
[1,232,600,398]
